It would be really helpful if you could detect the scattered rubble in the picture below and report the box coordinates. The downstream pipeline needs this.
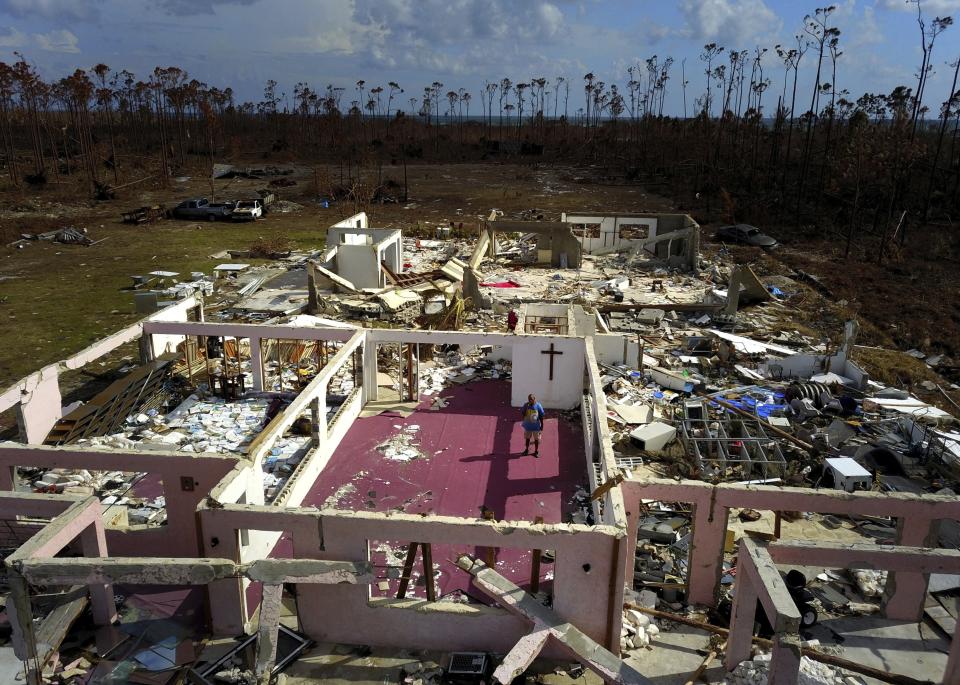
[725,653,866,685]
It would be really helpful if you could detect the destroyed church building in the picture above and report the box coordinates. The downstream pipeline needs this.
[0,207,958,685]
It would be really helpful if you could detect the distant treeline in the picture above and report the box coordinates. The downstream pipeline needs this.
[0,6,958,258]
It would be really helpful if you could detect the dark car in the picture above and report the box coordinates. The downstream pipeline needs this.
[716,223,778,248]
[171,198,233,221]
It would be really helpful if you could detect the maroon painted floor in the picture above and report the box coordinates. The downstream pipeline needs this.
[298,379,588,603]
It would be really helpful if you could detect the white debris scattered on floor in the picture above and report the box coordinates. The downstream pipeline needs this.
[724,653,866,685]
[322,483,357,509]
[377,425,425,462]
[620,607,660,651]
[851,569,888,598]
[418,349,512,397]
[75,391,315,504]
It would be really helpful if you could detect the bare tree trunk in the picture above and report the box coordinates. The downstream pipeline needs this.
[922,57,959,219]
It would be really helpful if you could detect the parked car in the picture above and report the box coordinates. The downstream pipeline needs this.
[715,223,778,248]
[171,198,232,221]
[231,199,263,221]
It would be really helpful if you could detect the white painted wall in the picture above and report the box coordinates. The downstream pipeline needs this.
[336,245,380,289]
[510,336,585,409]
[593,333,640,367]
[330,212,369,230]
[341,233,371,245]
[147,297,199,355]
[562,213,659,254]
[572,305,596,337]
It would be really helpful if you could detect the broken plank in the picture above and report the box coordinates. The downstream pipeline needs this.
[35,588,88,669]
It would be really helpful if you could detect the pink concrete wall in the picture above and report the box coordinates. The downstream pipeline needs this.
[0,446,237,557]
[622,478,960,620]
[198,504,624,653]
[1,365,63,445]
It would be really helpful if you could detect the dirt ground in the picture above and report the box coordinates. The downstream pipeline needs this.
[0,160,957,408]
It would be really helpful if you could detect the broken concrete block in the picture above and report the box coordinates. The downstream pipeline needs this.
[635,308,665,325]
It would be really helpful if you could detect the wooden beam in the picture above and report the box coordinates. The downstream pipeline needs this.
[422,542,436,602]
[591,474,626,502]
[396,542,419,599]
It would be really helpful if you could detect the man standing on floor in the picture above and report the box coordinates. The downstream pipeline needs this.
[507,308,518,333]
[521,394,545,457]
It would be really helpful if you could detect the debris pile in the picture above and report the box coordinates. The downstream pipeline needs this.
[725,653,866,685]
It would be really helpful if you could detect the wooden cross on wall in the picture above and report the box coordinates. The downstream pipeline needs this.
[541,343,563,381]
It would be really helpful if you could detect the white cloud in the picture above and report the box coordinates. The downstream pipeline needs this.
[679,0,782,46]
[34,29,80,53]
[0,26,27,48]
[0,0,101,20]
[348,0,571,76]
[877,0,960,13]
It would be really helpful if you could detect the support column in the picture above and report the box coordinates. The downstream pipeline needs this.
[362,338,378,404]
[310,398,322,447]
[249,337,265,392]
[624,509,640,590]
[79,522,117,626]
[687,492,728,607]
[883,515,939,621]
[204,524,246,636]
[724,574,758,670]
[255,583,284,684]
[7,573,40,685]
[768,635,802,685]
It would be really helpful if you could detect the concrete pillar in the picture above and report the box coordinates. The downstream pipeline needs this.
[623,507,640,590]
[7,573,40,685]
[203,521,246,636]
[249,337,265,392]
[362,338,378,404]
[310,398,322,447]
[687,495,728,607]
[768,635,802,685]
[724,574,759,671]
[883,515,939,621]
[80,522,117,626]
[255,583,284,684]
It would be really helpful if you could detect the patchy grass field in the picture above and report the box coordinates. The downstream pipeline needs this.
[0,160,957,415]
[0,162,671,386]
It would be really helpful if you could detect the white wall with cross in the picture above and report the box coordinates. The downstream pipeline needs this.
[510,336,586,409]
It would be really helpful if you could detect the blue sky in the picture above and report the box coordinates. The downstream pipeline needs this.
[1,0,958,117]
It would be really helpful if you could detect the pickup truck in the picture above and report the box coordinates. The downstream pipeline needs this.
[231,199,263,221]
[170,198,233,221]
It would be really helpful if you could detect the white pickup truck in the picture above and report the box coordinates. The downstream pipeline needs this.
[231,199,263,221]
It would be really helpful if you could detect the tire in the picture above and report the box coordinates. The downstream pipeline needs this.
[799,603,817,627]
